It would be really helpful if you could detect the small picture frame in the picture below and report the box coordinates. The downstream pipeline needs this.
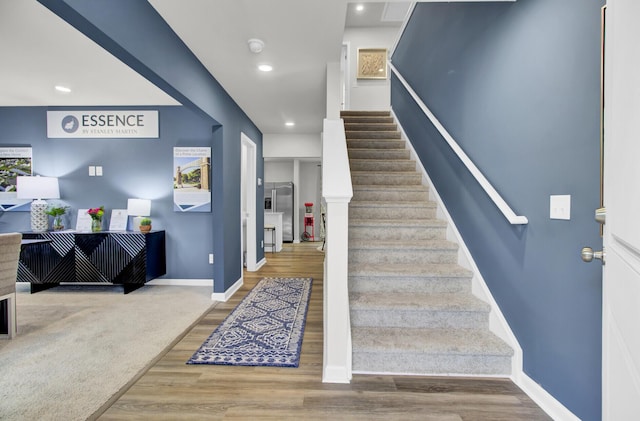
[357,48,388,80]
[75,209,92,232]
[109,209,128,231]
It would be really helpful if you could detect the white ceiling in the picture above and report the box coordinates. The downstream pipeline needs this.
[0,1,408,135]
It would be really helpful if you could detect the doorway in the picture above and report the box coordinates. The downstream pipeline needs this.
[241,133,258,271]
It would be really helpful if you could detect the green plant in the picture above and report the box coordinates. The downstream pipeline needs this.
[140,218,152,226]
[45,204,68,217]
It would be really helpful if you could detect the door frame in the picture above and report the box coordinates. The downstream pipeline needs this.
[241,132,258,271]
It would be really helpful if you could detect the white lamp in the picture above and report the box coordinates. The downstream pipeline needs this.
[17,176,60,232]
[127,198,151,231]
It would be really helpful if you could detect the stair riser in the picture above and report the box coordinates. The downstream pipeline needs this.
[347,139,405,149]
[349,249,457,264]
[352,353,511,376]
[346,131,401,139]
[341,111,390,117]
[345,124,398,132]
[349,276,471,294]
[352,174,422,186]
[350,206,436,220]
[349,225,446,241]
[352,190,428,202]
[342,117,394,124]
[350,160,416,172]
[348,149,410,160]
[350,308,488,329]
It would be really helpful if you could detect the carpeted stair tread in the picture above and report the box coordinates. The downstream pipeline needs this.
[349,263,472,294]
[349,160,416,172]
[346,133,402,140]
[352,184,428,192]
[345,123,398,131]
[342,116,395,124]
[352,327,513,356]
[350,201,436,209]
[349,291,490,313]
[347,140,406,149]
[349,218,446,227]
[341,110,391,117]
[349,262,472,278]
[348,149,410,160]
[350,238,457,250]
[351,170,420,175]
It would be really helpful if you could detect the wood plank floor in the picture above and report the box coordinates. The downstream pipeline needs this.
[97,242,551,420]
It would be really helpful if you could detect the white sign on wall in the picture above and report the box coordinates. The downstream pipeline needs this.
[47,110,159,138]
[0,147,32,211]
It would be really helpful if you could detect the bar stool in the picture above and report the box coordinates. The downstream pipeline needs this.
[264,224,276,252]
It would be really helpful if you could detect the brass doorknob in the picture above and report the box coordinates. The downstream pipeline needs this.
[581,247,605,264]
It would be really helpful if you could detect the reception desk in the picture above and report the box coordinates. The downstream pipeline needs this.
[19,231,166,294]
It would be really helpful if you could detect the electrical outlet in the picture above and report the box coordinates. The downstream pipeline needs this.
[88,166,96,176]
[209,253,214,264]
[96,166,103,176]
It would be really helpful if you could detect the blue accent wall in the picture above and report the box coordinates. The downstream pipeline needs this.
[392,1,603,419]
[0,105,221,279]
[35,0,264,292]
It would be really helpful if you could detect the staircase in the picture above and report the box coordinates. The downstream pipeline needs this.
[344,110,513,376]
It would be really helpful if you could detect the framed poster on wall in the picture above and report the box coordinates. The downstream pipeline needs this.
[357,48,388,79]
[173,147,211,212]
[0,147,33,211]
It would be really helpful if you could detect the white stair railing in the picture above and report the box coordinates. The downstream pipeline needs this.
[321,118,353,383]
[389,62,528,225]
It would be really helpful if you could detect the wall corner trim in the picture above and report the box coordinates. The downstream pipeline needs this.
[211,277,243,302]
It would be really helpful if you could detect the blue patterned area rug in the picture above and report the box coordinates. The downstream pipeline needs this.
[187,277,312,367]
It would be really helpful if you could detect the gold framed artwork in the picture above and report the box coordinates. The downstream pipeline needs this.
[357,48,388,80]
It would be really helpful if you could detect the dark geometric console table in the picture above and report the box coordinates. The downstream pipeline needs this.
[18,231,166,294]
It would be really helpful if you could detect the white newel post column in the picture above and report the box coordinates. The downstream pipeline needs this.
[321,118,353,383]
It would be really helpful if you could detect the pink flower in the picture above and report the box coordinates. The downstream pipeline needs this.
[87,206,105,220]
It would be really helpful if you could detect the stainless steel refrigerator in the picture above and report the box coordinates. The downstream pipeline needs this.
[264,181,294,242]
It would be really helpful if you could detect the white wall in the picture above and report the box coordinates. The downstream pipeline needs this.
[343,26,401,110]
[263,132,322,242]
[263,133,321,158]
[264,161,294,182]
[298,161,322,240]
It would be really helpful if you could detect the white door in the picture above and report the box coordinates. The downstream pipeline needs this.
[600,1,640,418]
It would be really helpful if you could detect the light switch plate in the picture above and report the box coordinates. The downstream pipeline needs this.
[96,166,103,176]
[88,166,96,176]
[550,195,571,220]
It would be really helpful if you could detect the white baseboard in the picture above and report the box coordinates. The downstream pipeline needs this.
[515,372,580,421]
[211,277,243,302]
[147,278,213,287]
[255,258,267,270]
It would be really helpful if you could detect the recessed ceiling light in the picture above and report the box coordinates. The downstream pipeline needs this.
[258,64,273,72]
[355,4,364,12]
[285,122,295,127]
[55,85,71,93]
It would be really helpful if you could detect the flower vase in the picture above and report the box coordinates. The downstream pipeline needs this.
[53,215,64,231]
[91,217,102,232]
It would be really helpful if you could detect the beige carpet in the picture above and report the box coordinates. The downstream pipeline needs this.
[0,283,215,421]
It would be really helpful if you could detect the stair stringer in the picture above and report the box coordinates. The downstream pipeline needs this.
[391,109,523,378]
[392,109,582,421]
